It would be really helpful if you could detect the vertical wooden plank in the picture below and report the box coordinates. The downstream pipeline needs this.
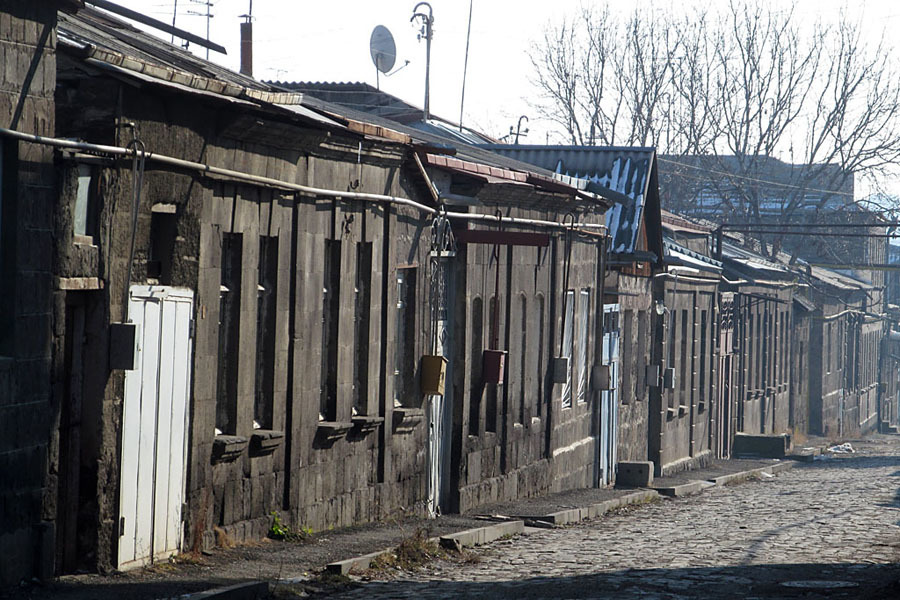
[153,295,175,558]
[165,294,193,554]
[118,293,146,567]
[135,297,161,564]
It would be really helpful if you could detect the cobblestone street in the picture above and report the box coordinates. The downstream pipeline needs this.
[330,436,900,599]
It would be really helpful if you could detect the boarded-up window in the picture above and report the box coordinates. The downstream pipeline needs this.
[699,310,708,410]
[217,233,242,434]
[320,239,341,421]
[668,310,677,409]
[469,296,483,436]
[353,242,373,414]
[518,293,527,424]
[536,293,545,413]
[636,310,648,400]
[621,310,633,404]
[485,295,499,432]
[254,235,278,429]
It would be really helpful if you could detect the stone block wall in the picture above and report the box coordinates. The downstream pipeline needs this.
[0,1,59,586]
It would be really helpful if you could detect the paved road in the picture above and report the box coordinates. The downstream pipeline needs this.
[328,436,900,599]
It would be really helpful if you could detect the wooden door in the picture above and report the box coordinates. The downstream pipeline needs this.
[600,304,620,485]
[118,286,193,569]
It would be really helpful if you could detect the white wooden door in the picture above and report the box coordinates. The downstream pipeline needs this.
[118,286,193,570]
[600,304,620,486]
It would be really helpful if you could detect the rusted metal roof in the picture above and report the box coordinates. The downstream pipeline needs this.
[481,145,662,258]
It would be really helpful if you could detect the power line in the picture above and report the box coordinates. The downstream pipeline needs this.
[658,156,857,199]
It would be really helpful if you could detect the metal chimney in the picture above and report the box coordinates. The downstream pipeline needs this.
[239,16,253,77]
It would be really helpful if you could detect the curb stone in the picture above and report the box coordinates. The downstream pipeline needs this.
[529,490,660,526]
[652,480,709,497]
[325,521,525,575]
[183,581,268,600]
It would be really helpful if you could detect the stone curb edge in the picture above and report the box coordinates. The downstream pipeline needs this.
[528,489,661,526]
[184,581,269,600]
[707,461,794,486]
[324,520,525,575]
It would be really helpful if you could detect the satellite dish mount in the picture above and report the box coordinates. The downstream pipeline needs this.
[370,25,397,90]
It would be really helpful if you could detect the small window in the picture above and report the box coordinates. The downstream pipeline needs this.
[518,294,527,424]
[576,289,590,403]
[485,295,499,432]
[353,242,373,415]
[561,290,575,409]
[216,232,242,434]
[469,296,483,436]
[535,293,545,413]
[320,239,341,421]
[73,164,98,243]
[393,267,417,408]
[254,235,278,430]
[149,205,176,284]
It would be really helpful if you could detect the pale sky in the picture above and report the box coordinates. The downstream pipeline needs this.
[108,1,900,193]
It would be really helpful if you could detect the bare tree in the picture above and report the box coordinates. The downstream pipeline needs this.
[529,0,900,257]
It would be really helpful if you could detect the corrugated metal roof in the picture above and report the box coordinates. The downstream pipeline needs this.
[479,145,660,256]
[663,237,722,273]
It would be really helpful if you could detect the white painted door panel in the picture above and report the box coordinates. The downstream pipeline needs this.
[118,286,193,570]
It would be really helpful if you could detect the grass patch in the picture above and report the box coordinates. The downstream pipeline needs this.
[268,511,313,543]
[368,528,446,573]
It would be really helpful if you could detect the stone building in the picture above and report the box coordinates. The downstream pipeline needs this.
[0,0,81,586]
[0,4,613,577]
[478,145,666,481]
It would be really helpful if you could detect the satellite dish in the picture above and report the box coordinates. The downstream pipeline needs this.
[370,25,397,74]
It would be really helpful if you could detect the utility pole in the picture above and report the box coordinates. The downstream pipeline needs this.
[189,0,213,59]
[411,2,433,122]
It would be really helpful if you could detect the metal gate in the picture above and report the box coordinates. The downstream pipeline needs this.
[118,286,193,569]
[599,303,620,486]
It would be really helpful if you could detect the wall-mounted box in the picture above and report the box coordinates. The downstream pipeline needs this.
[591,364,612,391]
[421,355,448,395]
[663,367,676,390]
[552,356,570,384]
[482,350,507,384]
[109,322,138,370]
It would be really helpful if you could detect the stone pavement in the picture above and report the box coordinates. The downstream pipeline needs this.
[326,435,900,599]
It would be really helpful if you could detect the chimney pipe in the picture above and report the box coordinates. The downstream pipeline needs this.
[240,18,253,77]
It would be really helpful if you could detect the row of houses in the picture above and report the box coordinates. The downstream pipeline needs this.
[1,1,898,585]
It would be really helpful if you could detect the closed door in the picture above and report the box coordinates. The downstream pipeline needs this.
[600,304,620,486]
[118,286,193,569]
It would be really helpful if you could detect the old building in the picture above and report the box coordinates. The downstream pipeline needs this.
[477,145,665,481]
[274,84,613,512]
[0,5,615,577]
[0,0,82,586]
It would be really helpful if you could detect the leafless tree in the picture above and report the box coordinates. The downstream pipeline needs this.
[529,1,900,256]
